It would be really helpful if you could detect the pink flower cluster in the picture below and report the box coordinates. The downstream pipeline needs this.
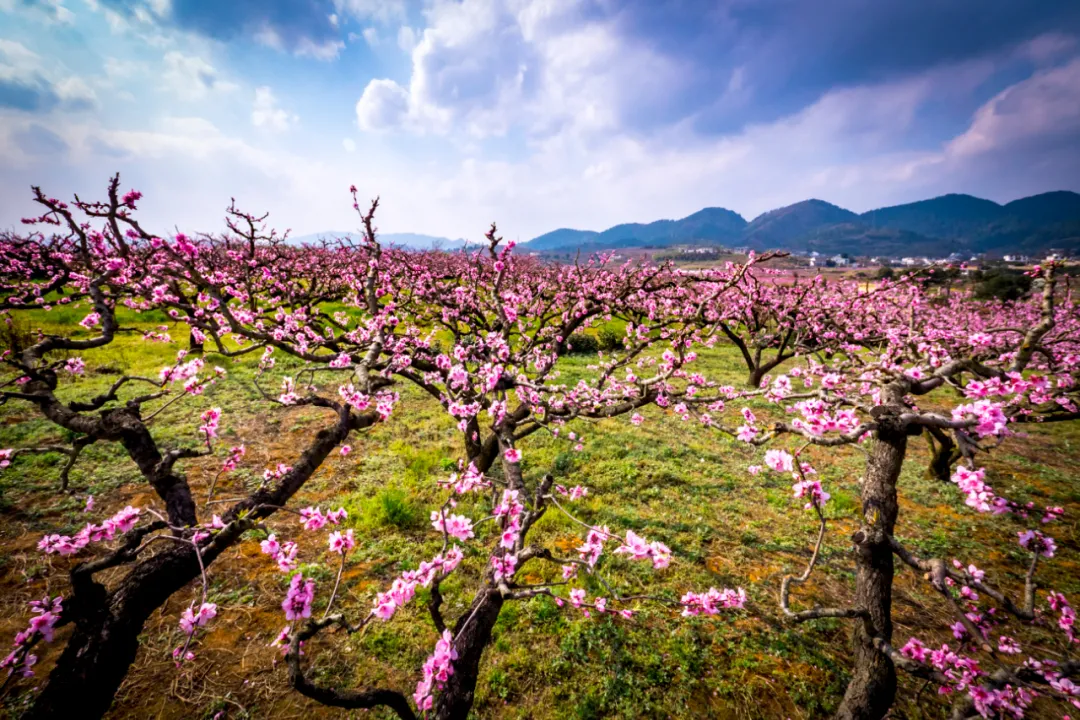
[430,510,475,542]
[951,400,1009,438]
[221,444,245,473]
[792,478,830,510]
[764,449,794,473]
[198,407,222,442]
[949,466,1007,514]
[554,484,588,500]
[494,489,524,551]
[64,357,85,375]
[577,525,609,567]
[328,529,356,555]
[680,587,747,616]
[1017,530,1057,558]
[613,530,672,569]
[442,463,489,494]
[174,602,217,663]
[38,506,141,555]
[282,574,315,621]
[1048,592,1077,644]
[790,399,860,436]
[1,595,62,678]
[413,629,458,713]
[278,376,300,405]
[299,506,347,531]
[374,547,465,620]
[899,638,1038,717]
[260,534,299,571]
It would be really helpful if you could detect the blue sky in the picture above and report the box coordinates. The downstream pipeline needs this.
[1,0,1079,241]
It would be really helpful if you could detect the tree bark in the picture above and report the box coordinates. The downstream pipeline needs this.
[25,409,365,719]
[924,427,959,483]
[835,406,907,720]
[23,544,207,719]
[432,588,504,720]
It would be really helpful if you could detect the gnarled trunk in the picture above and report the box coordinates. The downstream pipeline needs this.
[835,415,906,720]
[433,588,504,720]
[924,427,959,483]
[25,545,205,719]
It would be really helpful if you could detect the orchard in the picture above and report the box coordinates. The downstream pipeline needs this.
[0,175,1078,720]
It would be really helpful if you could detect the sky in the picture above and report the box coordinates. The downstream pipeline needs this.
[1,0,1079,242]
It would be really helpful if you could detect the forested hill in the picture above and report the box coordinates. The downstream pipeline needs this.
[526,191,1080,257]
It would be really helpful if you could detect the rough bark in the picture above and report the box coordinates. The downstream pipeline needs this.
[23,544,206,719]
[25,408,366,719]
[924,427,959,483]
[835,403,907,720]
[432,588,504,720]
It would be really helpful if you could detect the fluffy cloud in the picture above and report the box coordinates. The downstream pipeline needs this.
[355,78,409,131]
[0,39,97,112]
[0,0,74,24]
[162,51,237,101]
[251,86,296,132]
[353,0,687,140]
[947,58,1080,158]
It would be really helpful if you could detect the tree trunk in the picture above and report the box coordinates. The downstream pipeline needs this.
[432,588,504,720]
[748,366,765,388]
[924,427,959,483]
[25,545,205,719]
[835,411,907,720]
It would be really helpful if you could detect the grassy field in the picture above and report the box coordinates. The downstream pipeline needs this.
[1,308,1078,720]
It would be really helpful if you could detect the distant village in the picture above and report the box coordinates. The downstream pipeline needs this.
[657,245,1073,269]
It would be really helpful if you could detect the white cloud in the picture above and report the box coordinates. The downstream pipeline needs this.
[146,0,171,18]
[0,0,74,24]
[355,78,410,130]
[1015,32,1077,66]
[397,25,416,53]
[162,51,237,101]
[53,76,98,107]
[251,86,296,132]
[343,138,356,152]
[361,27,379,46]
[0,39,98,110]
[0,38,41,67]
[945,58,1080,158]
[353,0,689,139]
[332,0,406,25]
[294,37,345,61]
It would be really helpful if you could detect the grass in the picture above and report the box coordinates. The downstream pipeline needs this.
[0,307,1078,719]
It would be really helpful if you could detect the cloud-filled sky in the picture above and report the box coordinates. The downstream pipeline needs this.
[1,0,1079,241]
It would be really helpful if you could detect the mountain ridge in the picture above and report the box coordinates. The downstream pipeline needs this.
[525,191,1080,257]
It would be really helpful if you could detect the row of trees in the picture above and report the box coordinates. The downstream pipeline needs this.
[0,175,1078,719]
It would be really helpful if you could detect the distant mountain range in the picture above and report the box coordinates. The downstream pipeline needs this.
[290,231,474,251]
[526,191,1080,258]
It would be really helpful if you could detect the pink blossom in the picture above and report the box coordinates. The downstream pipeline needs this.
[282,574,315,621]
[430,511,475,541]
[328,529,356,555]
[764,449,794,473]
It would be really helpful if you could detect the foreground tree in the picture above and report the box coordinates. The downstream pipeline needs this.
[1,177,752,719]
[676,266,1080,718]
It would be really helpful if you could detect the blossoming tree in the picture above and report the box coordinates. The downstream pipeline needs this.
[675,266,1080,719]
[0,177,752,720]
